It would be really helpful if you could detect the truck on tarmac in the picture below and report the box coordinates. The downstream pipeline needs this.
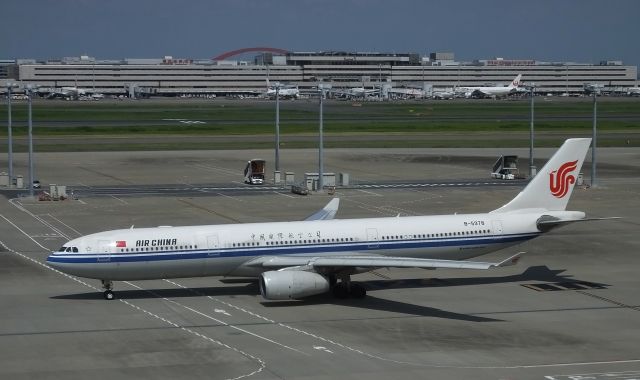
[491,155,520,180]
[244,159,266,185]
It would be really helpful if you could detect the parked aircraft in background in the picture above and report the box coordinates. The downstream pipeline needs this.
[627,86,640,96]
[456,74,523,98]
[45,86,104,100]
[432,89,456,100]
[331,86,380,99]
[49,138,609,302]
[265,79,299,98]
[386,87,425,99]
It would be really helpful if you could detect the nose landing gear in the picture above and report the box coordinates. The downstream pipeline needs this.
[102,280,115,300]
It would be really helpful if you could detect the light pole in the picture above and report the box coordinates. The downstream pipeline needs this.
[318,87,325,192]
[528,83,536,177]
[590,84,601,187]
[26,84,35,197]
[6,82,18,185]
[274,83,280,172]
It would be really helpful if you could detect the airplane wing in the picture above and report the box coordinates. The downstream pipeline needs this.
[251,252,524,270]
[472,89,490,97]
[304,198,340,221]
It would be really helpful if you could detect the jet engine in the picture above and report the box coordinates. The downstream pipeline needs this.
[259,270,330,300]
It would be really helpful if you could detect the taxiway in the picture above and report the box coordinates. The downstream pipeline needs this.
[0,146,638,380]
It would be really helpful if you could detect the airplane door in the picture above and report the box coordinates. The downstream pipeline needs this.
[366,228,379,249]
[97,240,111,262]
[491,220,503,235]
[207,234,220,257]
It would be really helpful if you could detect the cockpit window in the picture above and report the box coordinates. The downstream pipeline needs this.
[72,247,79,253]
[66,247,72,252]
[58,247,67,252]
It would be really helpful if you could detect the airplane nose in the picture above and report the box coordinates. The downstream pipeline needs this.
[46,253,63,269]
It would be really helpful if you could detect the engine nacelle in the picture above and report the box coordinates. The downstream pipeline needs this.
[259,270,330,300]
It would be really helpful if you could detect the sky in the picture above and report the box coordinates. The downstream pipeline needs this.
[3,0,639,67]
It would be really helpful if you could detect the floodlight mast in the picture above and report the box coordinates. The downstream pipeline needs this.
[528,83,536,177]
[26,84,35,197]
[318,87,324,191]
[5,82,18,185]
[591,85,599,187]
[275,84,280,172]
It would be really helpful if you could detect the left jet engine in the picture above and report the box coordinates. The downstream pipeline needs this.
[259,270,330,300]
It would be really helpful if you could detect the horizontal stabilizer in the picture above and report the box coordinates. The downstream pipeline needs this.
[537,216,621,232]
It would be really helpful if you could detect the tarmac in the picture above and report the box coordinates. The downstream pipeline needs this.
[0,145,638,380]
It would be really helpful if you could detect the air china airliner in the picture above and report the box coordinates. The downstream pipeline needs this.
[48,138,598,301]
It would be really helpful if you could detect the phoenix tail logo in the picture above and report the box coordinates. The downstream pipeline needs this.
[549,160,578,198]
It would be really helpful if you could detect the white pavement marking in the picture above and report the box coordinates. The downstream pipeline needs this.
[125,281,308,356]
[356,189,382,196]
[313,346,334,354]
[274,191,295,198]
[190,163,238,175]
[0,214,265,380]
[46,213,83,236]
[545,370,640,380]
[216,192,244,202]
[110,195,129,205]
[9,199,72,241]
[8,202,640,372]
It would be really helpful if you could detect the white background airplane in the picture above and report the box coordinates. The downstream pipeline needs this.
[48,138,600,301]
[456,74,523,98]
[265,79,299,98]
[627,86,640,96]
[46,86,105,100]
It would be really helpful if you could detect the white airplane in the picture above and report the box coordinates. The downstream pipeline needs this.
[48,138,603,301]
[387,87,425,99]
[432,89,456,100]
[627,86,640,96]
[330,86,381,99]
[265,79,299,98]
[46,86,89,99]
[457,74,523,98]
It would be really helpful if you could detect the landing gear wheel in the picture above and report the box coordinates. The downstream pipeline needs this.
[332,283,349,299]
[349,283,367,299]
[101,280,114,300]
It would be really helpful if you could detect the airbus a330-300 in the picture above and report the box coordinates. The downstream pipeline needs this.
[48,138,606,301]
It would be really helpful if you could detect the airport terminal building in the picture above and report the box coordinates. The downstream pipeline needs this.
[2,51,637,96]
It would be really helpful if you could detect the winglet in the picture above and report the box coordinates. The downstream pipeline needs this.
[304,198,340,221]
[494,252,524,267]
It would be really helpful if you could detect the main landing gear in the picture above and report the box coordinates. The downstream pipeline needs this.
[102,280,115,300]
[331,274,367,299]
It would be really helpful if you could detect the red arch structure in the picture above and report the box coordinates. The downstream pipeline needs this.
[213,47,289,61]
